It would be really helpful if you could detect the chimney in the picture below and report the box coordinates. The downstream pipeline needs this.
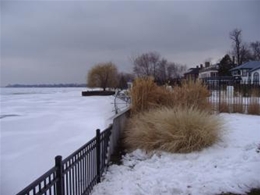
[205,62,210,67]
[196,65,199,68]
[200,64,203,68]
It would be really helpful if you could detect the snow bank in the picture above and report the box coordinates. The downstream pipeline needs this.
[92,114,260,195]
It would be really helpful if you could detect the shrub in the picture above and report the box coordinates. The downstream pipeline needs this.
[130,78,211,114]
[124,106,223,153]
[130,77,171,114]
[170,80,211,111]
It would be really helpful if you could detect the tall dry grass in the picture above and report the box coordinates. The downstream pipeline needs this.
[124,106,223,153]
[247,98,260,115]
[130,78,211,114]
[219,100,229,113]
[232,103,244,113]
[248,89,260,115]
[130,77,171,114]
[170,80,211,111]
[232,97,244,113]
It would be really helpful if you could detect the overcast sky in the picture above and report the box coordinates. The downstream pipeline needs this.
[1,0,260,86]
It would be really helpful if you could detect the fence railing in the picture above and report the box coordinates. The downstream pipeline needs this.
[16,108,130,195]
[16,127,111,195]
[113,90,131,114]
[204,78,260,115]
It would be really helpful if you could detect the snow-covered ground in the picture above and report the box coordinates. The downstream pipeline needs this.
[0,88,115,195]
[92,114,260,195]
[1,88,259,195]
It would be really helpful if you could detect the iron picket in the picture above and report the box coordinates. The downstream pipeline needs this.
[16,126,112,195]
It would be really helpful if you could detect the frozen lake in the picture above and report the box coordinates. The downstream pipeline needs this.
[0,87,115,195]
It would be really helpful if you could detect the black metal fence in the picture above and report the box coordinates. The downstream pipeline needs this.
[16,127,111,195]
[204,78,260,114]
[16,108,130,195]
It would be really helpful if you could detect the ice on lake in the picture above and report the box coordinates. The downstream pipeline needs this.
[0,87,115,195]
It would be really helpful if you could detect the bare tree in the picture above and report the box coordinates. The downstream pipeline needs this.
[156,58,167,83]
[230,28,242,65]
[166,62,186,79]
[250,41,260,60]
[87,62,118,91]
[132,51,186,84]
[240,43,253,63]
[132,52,161,78]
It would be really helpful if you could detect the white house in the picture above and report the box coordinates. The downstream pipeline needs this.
[230,61,260,84]
[249,66,260,84]
[198,63,219,79]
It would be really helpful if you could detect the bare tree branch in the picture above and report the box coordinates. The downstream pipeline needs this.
[229,28,242,65]
[250,41,260,60]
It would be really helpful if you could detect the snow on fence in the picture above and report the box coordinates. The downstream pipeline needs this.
[16,108,130,195]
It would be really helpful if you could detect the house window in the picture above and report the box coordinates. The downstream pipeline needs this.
[232,70,241,76]
[253,72,259,84]
[242,69,247,77]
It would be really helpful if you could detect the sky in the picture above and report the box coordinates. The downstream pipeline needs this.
[1,0,260,86]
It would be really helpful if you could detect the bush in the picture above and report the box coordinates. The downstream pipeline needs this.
[130,78,211,114]
[124,106,223,153]
[130,77,171,114]
[171,80,211,111]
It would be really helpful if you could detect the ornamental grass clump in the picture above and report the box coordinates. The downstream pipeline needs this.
[124,106,223,153]
[130,77,171,114]
[130,78,211,114]
[171,80,211,112]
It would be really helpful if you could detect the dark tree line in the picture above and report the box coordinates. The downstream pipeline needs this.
[87,52,186,90]
[132,52,186,85]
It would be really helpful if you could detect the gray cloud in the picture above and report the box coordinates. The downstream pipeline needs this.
[1,0,260,86]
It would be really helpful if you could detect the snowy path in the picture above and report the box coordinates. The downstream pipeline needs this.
[91,114,260,195]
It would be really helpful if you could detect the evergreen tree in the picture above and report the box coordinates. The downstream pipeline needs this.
[218,54,234,76]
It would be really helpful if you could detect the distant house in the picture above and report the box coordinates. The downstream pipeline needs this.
[230,61,260,84]
[184,62,220,81]
[198,62,219,79]
[183,65,202,80]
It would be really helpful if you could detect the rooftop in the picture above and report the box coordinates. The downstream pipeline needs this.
[230,61,260,71]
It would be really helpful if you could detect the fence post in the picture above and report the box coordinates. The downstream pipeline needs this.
[96,129,101,183]
[218,76,221,113]
[55,155,64,195]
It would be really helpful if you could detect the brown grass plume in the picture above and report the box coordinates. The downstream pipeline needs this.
[124,106,223,153]
[130,78,211,114]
